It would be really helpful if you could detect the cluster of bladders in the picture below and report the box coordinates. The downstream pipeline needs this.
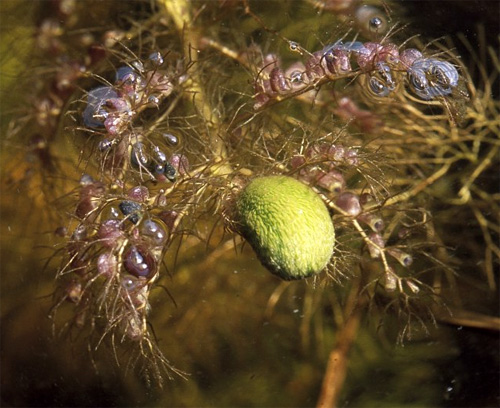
[254,39,460,109]
[56,52,191,339]
[60,175,180,340]
[289,141,415,291]
[82,51,188,182]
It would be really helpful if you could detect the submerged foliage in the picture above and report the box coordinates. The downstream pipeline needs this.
[1,0,498,406]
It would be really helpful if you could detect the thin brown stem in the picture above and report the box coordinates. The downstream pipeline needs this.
[316,277,367,408]
[160,0,232,175]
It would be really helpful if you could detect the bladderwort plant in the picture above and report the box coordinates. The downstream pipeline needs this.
[1,0,498,406]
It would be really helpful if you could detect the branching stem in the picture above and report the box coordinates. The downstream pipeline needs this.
[160,0,232,176]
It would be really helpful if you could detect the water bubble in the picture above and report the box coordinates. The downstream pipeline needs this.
[152,145,167,164]
[148,51,164,66]
[98,138,113,151]
[163,162,177,182]
[79,174,94,186]
[140,219,167,247]
[82,86,118,128]
[115,66,136,83]
[124,246,156,278]
[162,133,179,146]
[130,142,150,169]
[131,60,145,73]
[289,41,299,52]
[369,17,383,31]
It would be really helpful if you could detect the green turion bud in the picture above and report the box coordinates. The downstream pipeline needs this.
[236,176,335,280]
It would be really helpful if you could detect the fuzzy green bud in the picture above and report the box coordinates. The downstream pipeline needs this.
[236,176,335,280]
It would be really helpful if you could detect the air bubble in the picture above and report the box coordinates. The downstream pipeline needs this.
[148,51,164,66]
[82,87,118,128]
[140,219,167,247]
[98,139,113,151]
[124,246,156,278]
[354,5,388,36]
[131,60,145,73]
[162,133,179,146]
[115,66,137,83]
[163,162,177,182]
[369,17,383,31]
[79,174,94,186]
[148,95,160,106]
[130,142,150,168]
[152,146,167,164]
[121,276,143,291]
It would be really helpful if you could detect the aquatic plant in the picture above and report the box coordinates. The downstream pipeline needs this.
[1,0,498,406]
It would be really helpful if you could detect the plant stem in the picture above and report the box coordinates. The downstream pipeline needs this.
[316,277,366,408]
[159,0,232,177]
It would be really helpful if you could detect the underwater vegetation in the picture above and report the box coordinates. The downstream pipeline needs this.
[1,0,499,406]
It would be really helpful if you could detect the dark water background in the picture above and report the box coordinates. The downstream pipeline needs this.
[0,1,498,407]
